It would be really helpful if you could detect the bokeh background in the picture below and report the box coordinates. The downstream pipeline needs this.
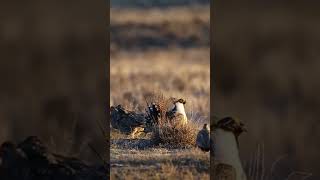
[110,0,210,120]
[0,1,107,163]
[213,1,320,179]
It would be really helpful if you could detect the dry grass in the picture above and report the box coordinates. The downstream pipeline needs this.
[152,121,198,148]
[111,6,209,25]
[111,124,209,179]
[110,146,209,180]
[110,48,210,118]
[243,144,312,180]
[111,159,209,180]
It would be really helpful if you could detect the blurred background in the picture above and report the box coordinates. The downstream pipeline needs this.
[0,1,107,163]
[213,1,320,179]
[110,0,210,120]
[111,0,209,8]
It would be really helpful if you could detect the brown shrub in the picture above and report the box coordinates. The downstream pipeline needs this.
[145,93,199,147]
[151,120,198,148]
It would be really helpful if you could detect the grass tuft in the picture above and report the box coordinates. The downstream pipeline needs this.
[151,119,198,148]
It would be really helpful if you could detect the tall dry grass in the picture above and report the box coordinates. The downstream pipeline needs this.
[244,144,312,180]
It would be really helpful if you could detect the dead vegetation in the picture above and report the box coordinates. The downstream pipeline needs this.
[110,144,209,180]
[152,121,198,148]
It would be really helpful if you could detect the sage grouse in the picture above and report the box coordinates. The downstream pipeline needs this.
[145,98,188,126]
[196,124,210,152]
[145,102,162,128]
[110,105,145,136]
[211,117,247,180]
[166,98,188,125]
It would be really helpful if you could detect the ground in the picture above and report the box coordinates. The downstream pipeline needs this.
[110,129,209,180]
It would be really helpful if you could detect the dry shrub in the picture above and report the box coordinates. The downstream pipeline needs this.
[244,144,312,180]
[151,120,198,148]
[146,93,199,148]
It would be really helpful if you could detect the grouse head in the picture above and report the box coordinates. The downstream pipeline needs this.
[172,98,186,105]
[214,117,247,137]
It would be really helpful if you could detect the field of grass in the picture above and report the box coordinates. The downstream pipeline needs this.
[110,5,210,180]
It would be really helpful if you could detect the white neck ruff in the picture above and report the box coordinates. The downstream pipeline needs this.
[174,102,187,124]
[212,129,247,180]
